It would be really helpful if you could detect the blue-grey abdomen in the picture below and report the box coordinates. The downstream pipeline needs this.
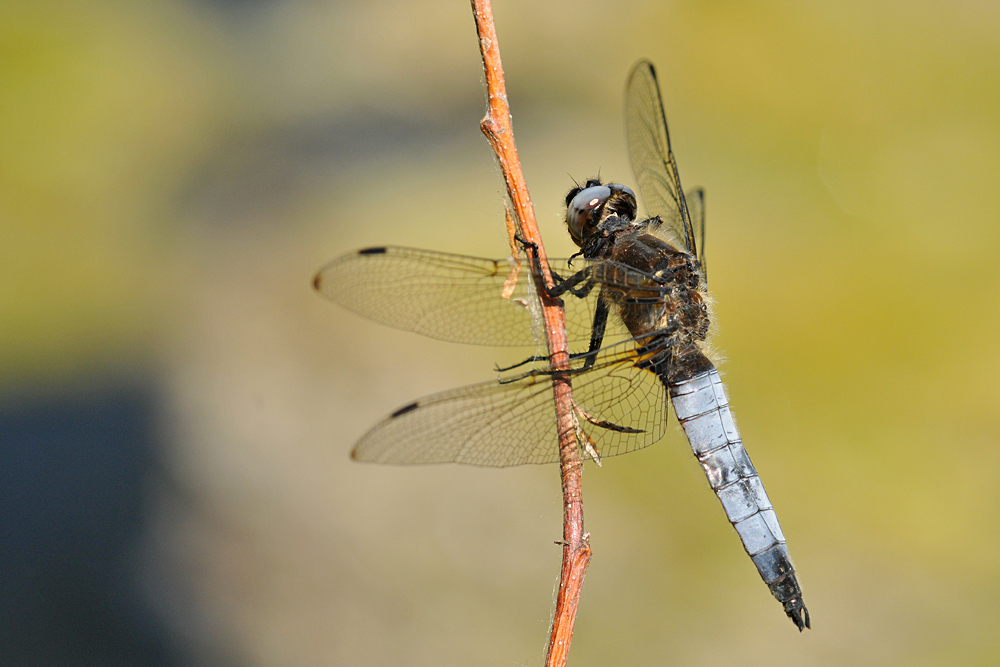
[668,368,809,629]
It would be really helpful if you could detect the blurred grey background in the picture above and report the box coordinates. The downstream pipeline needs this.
[2,0,999,665]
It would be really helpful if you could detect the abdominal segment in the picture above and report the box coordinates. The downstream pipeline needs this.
[667,365,809,630]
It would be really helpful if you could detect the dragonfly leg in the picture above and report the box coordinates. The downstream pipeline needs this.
[580,299,609,371]
[495,341,608,376]
[495,355,549,373]
[575,401,643,435]
[513,232,596,300]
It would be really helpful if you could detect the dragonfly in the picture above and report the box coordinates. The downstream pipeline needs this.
[314,60,809,631]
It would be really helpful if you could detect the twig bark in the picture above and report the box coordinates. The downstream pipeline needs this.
[470,2,591,666]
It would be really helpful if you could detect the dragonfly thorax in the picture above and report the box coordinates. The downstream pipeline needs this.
[565,177,710,350]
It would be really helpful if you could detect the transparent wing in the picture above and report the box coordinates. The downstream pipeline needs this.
[351,337,668,467]
[314,247,671,347]
[625,60,698,258]
[685,187,706,282]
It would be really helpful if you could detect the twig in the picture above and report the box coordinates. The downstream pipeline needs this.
[470,2,591,666]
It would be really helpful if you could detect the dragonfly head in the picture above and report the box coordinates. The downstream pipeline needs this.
[565,179,637,247]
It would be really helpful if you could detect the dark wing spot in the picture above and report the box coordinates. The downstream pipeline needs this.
[358,247,387,255]
[312,273,322,291]
[390,402,419,418]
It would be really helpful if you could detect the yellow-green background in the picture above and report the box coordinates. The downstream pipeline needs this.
[3,0,998,664]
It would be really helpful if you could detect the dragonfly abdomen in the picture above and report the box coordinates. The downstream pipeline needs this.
[667,367,810,631]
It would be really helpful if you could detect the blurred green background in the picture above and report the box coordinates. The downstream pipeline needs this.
[2,0,998,665]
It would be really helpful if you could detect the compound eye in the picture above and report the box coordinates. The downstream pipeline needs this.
[606,184,637,219]
[566,185,611,245]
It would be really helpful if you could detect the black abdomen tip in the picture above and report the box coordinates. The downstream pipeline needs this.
[785,599,810,631]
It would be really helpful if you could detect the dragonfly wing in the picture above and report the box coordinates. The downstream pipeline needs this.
[351,337,668,467]
[315,247,550,347]
[315,247,670,349]
[685,187,706,282]
[624,60,698,258]
[571,338,669,460]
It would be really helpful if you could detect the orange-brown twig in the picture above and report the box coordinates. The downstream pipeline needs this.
[470,2,591,666]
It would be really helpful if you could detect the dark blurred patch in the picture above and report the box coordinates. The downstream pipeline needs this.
[0,380,185,667]
[189,0,284,12]
[175,106,480,228]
